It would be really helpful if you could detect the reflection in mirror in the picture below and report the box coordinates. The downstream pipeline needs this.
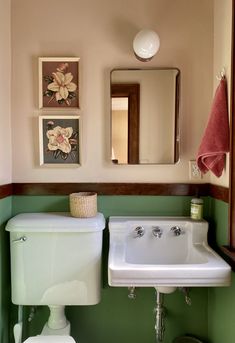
[110,68,180,165]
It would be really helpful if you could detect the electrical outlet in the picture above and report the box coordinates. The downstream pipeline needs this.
[189,160,202,179]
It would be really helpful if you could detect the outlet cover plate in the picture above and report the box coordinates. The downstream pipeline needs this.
[189,160,202,179]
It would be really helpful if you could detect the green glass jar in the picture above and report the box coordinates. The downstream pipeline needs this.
[190,198,203,220]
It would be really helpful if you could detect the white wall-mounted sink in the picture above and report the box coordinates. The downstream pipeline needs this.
[108,216,231,289]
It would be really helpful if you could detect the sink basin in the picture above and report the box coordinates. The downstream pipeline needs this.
[108,216,231,289]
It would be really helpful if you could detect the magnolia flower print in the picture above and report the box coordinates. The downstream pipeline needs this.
[46,121,78,160]
[43,63,77,106]
[47,126,73,153]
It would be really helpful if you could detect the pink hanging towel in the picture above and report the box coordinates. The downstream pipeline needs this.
[196,78,230,177]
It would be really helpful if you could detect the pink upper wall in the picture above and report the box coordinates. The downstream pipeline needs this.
[0,0,12,185]
[9,0,230,184]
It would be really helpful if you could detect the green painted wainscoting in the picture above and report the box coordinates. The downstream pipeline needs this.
[0,197,12,343]
[207,198,235,343]
[0,195,232,343]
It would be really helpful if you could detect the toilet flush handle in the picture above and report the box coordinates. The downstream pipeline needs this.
[12,236,27,243]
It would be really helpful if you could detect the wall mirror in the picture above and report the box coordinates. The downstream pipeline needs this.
[110,68,180,164]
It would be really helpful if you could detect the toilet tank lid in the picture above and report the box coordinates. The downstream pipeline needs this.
[6,212,105,233]
[23,336,76,343]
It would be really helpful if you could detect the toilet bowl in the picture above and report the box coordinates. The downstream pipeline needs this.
[23,336,76,342]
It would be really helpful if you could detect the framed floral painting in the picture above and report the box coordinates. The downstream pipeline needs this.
[39,57,79,109]
[39,115,80,166]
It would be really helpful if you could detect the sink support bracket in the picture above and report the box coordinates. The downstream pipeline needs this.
[155,290,165,342]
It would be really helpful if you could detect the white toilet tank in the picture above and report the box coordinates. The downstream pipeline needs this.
[6,212,105,306]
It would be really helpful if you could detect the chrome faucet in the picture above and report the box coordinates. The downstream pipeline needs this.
[152,226,163,238]
[134,226,145,238]
[170,226,182,236]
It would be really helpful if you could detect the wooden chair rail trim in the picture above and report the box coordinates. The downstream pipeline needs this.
[0,182,229,202]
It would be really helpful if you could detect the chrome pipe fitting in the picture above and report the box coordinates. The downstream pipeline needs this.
[128,287,136,299]
[28,306,37,322]
[155,290,165,342]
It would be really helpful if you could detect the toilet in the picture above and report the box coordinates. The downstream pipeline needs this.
[6,212,105,343]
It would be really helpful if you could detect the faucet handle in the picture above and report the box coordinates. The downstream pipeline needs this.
[152,226,163,238]
[170,226,182,236]
[134,226,145,238]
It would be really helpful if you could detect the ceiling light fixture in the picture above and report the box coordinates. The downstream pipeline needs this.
[133,29,160,62]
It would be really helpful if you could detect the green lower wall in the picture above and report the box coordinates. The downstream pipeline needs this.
[11,195,207,217]
[0,194,233,343]
[207,199,235,343]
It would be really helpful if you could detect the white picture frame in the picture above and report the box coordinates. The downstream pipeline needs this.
[39,115,80,166]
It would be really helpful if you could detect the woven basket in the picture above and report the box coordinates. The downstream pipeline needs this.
[70,192,97,218]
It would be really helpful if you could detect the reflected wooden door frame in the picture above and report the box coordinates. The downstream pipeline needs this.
[111,83,140,164]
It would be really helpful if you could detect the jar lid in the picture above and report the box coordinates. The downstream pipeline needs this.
[191,198,203,204]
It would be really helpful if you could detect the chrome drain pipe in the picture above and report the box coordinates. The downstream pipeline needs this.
[128,286,136,299]
[155,290,165,342]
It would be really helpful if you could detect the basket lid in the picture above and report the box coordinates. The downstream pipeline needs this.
[6,212,105,233]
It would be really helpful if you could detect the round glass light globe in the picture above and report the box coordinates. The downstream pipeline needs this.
[133,29,160,61]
